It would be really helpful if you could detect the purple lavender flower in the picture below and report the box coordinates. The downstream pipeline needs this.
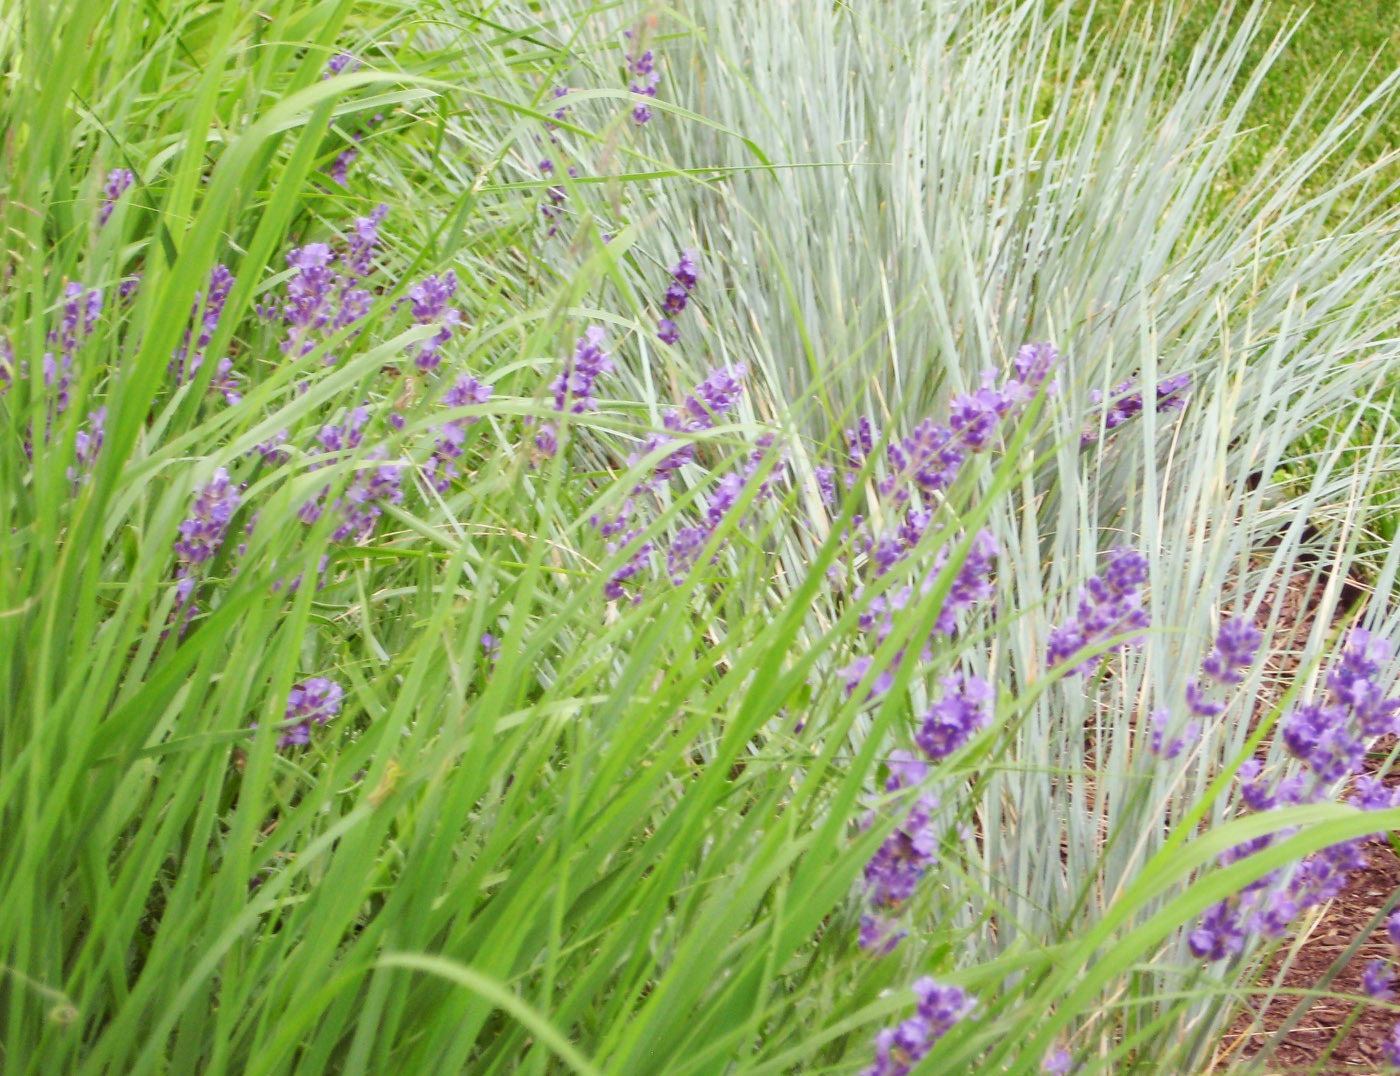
[67,406,106,484]
[1365,959,1396,1001]
[275,677,345,746]
[407,271,462,371]
[861,979,975,1076]
[1385,1023,1400,1068]
[346,204,389,277]
[331,451,404,543]
[1149,709,1200,760]
[1188,901,1245,960]
[1388,910,1400,951]
[281,243,338,356]
[174,468,241,596]
[251,430,290,465]
[172,265,236,388]
[661,281,688,315]
[316,406,371,454]
[656,318,679,345]
[861,792,939,913]
[1042,1049,1074,1075]
[1327,628,1400,736]
[425,375,493,492]
[551,326,613,414]
[1282,701,1364,784]
[916,674,993,761]
[624,39,661,125]
[329,147,358,186]
[99,168,135,226]
[1201,619,1262,685]
[1046,547,1151,675]
[325,53,361,77]
[1350,775,1400,812]
[1081,373,1191,446]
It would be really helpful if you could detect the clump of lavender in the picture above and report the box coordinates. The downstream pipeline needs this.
[539,160,568,238]
[1149,617,1263,758]
[171,265,241,402]
[1080,373,1190,446]
[656,249,700,345]
[861,978,976,1076]
[170,468,243,618]
[321,54,381,186]
[855,676,992,950]
[1188,626,1400,961]
[67,407,106,484]
[99,168,134,226]
[593,361,751,601]
[324,53,361,78]
[43,282,104,420]
[552,326,613,413]
[833,345,1059,704]
[424,374,493,493]
[1045,547,1150,676]
[537,326,614,456]
[662,436,782,587]
[623,29,661,125]
[331,454,404,543]
[346,204,388,277]
[174,468,242,571]
[407,271,462,372]
[299,407,404,543]
[543,85,570,136]
[273,209,387,363]
[272,678,345,747]
[859,751,939,952]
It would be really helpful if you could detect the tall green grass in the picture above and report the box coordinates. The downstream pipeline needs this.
[5,1,1400,1074]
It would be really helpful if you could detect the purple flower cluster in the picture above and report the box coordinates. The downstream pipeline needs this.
[1151,617,1262,757]
[860,751,939,948]
[1188,627,1400,962]
[171,265,241,403]
[858,675,992,951]
[424,374,493,492]
[1080,374,1190,446]
[539,161,568,238]
[325,53,361,78]
[624,29,661,125]
[99,168,134,226]
[407,271,462,372]
[321,54,381,186]
[42,282,104,420]
[273,678,345,747]
[656,249,700,345]
[298,407,405,543]
[67,407,106,484]
[877,344,1058,508]
[591,362,752,601]
[1045,547,1150,676]
[539,326,613,454]
[275,208,386,363]
[551,326,613,414]
[830,347,1060,706]
[174,468,242,570]
[861,978,976,1076]
[663,436,781,587]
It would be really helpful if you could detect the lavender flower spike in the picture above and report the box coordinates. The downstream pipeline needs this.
[275,678,345,746]
[861,978,975,1076]
[100,168,135,226]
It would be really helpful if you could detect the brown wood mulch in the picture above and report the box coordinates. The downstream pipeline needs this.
[1211,565,1400,1074]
